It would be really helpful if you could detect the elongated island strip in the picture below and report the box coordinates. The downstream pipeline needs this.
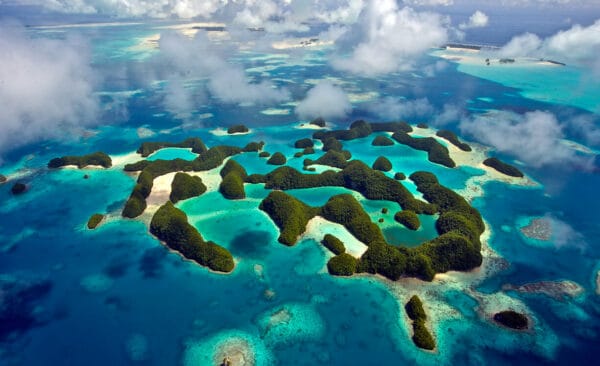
[227,124,249,134]
[483,157,524,178]
[405,295,436,350]
[48,152,112,169]
[150,201,234,272]
[137,137,208,157]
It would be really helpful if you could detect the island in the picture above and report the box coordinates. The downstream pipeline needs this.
[0,174,6,184]
[227,124,249,134]
[170,172,207,203]
[436,130,472,152]
[394,210,420,230]
[150,202,234,272]
[310,117,326,127]
[372,135,394,146]
[483,158,524,178]
[392,131,456,168]
[394,172,406,180]
[219,160,247,199]
[259,151,271,158]
[327,253,358,276]
[136,137,207,157]
[493,310,529,330]
[11,182,27,195]
[294,138,314,149]
[48,152,112,169]
[87,214,105,229]
[405,295,435,350]
[372,156,392,172]
[267,152,287,165]
[321,234,346,255]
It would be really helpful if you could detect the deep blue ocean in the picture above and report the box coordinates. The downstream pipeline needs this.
[1,20,599,366]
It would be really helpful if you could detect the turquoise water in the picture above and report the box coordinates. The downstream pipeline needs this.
[1,22,599,366]
[146,147,198,161]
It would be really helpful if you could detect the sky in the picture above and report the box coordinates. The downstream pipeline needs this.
[0,0,599,162]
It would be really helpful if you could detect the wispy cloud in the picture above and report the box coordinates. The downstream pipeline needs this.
[0,21,99,155]
[331,0,448,76]
[459,110,593,168]
[295,81,351,120]
[459,10,489,30]
[156,31,289,110]
[498,19,600,72]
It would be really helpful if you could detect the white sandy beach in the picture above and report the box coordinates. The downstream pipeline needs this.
[303,216,369,258]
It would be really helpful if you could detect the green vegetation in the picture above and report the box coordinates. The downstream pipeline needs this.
[267,152,287,165]
[136,137,207,157]
[11,183,26,195]
[259,151,271,158]
[321,194,386,244]
[493,310,529,330]
[243,141,264,152]
[372,135,394,146]
[259,191,318,245]
[293,152,303,158]
[392,131,456,168]
[255,161,429,213]
[227,124,249,134]
[219,160,247,200]
[123,145,245,218]
[395,210,420,230]
[303,147,315,155]
[313,120,412,143]
[310,117,327,127]
[372,156,392,172]
[405,295,435,350]
[417,123,429,129]
[394,172,406,180]
[48,152,112,169]
[313,120,372,141]
[405,295,426,321]
[322,234,345,255]
[304,150,351,169]
[87,214,104,229]
[381,207,388,214]
[412,320,435,350]
[436,130,472,152]
[0,174,6,183]
[327,253,358,276]
[170,172,207,203]
[150,202,234,272]
[294,138,314,148]
[322,137,343,152]
[483,157,524,178]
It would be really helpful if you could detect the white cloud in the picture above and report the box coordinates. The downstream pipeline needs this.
[498,33,542,58]
[403,0,454,5]
[433,103,463,126]
[295,81,351,120]
[459,10,489,30]
[459,110,585,167]
[156,31,289,107]
[27,0,228,18]
[498,19,600,70]
[0,21,99,154]
[369,97,434,120]
[208,68,290,104]
[331,0,448,76]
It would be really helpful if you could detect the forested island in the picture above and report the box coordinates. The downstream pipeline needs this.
[483,158,524,178]
[48,152,112,169]
[36,117,514,285]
